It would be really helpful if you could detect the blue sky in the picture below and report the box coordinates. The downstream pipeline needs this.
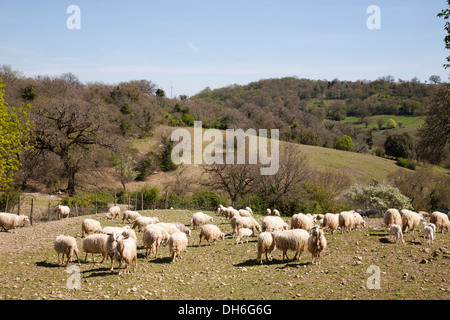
[0,0,448,96]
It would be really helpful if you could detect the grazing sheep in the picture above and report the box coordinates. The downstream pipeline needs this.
[168,231,188,263]
[389,224,404,243]
[339,211,357,233]
[383,209,402,229]
[401,210,423,233]
[106,206,121,220]
[256,232,276,264]
[232,216,262,236]
[272,229,310,262]
[57,205,70,219]
[170,222,192,236]
[190,212,214,229]
[423,224,434,245]
[321,213,340,234]
[81,218,102,238]
[430,211,450,232]
[156,222,182,235]
[273,209,280,217]
[199,224,225,245]
[0,212,30,232]
[266,208,272,216]
[54,235,80,266]
[82,233,109,263]
[236,227,253,244]
[142,225,170,258]
[291,213,314,231]
[422,222,436,235]
[308,226,327,264]
[353,212,366,229]
[122,210,141,223]
[101,225,130,235]
[261,216,288,232]
[238,209,253,217]
[245,207,253,215]
[121,227,137,243]
[132,216,159,231]
[227,208,241,220]
[312,214,324,224]
[111,234,137,274]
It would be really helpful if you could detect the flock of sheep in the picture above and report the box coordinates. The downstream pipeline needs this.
[1,203,449,276]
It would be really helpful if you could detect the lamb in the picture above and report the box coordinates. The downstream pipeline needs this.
[122,210,141,223]
[388,224,404,243]
[338,211,356,233]
[81,218,102,237]
[155,222,182,235]
[236,227,253,244]
[261,216,288,232]
[308,226,327,264]
[190,212,214,229]
[168,231,188,263]
[383,209,402,229]
[0,212,30,232]
[57,205,70,219]
[111,234,138,274]
[429,211,450,232]
[256,232,276,264]
[199,224,225,245]
[82,233,109,263]
[132,216,159,231]
[422,222,436,235]
[54,235,80,266]
[401,210,423,233]
[272,229,310,262]
[106,205,121,220]
[320,213,340,234]
[423,224,434,245]
[291,213,314,231]
[142,225,170,258]
[232,216,262,236]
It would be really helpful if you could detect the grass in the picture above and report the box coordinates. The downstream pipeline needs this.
[0,209,448,300]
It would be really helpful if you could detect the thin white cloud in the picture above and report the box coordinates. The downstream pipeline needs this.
[186,42,200,53]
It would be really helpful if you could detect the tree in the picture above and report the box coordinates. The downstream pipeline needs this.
[334,135,354,151]
[0,78,33,190]
[377,117,385,130]
[429,75,442,84]
[386,118,397,129]
[111,151,138,190]
[384,133,415,159]
[156,88,166,98]
[437,1,450,68]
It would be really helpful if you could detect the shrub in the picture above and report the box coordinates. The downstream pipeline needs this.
[396,157,416,170]
[334,135,354,151]
[190,188,229,211]
[384,133,414,159]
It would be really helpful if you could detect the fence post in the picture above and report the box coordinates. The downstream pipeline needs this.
[30,198,34,226]
[48,201,51,221]
[114,191,117,206]
[75,204,78,217]
[165,190,169,209]
[5,195,9,212]
[17,195,21,215]
[95,192,98,214]
[135,193,138,211]
[141,191,143,211]
[128,192,131,210]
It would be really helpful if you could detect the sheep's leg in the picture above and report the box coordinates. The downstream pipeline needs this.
[84,253,88,263]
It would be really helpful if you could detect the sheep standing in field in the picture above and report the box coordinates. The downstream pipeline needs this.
[401,210,423,233]
[236,227,253,244]
[423,224,435,245]
[0,212,30,232]
[291,213,314,231]
[320,213,340,234]
[122,210,141,223]
[142,225,170,258]
[82,233,109,263]
[266,208,272,216]
[170,222,192,236]
[81,218,102,237]
[190,212,214,229]
[168,231,188,263]
[199,224,225,245]
[245,207,253,215]
[227,208,241,220]
[383,209,402,229]
[232,216,262,236]
[110,234,137,274]
[273,209,280,217]
[106,205,121,220]
[339,211,356,233]
[54,235,80,266]
[132,216,159,231]
[155,222,182,235]
[430,211,450,232]
[57,205,70,219]
[389,224,404,243]
[308,226,327,265]
[272,229,310,262]
[238,209,253,217]
[422,222,436,235]
[353,212,366,230]
[261,216,288,232]
[101,225,131,235]
[256,232,276,264]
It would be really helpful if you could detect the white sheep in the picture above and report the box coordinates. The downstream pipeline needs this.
[54,235,80,266]
[383,209,402,229]
[389,224,404,243]
[353,212,366,229]
[308,226,327,264]
[168,231,188,263]
[266,208,272,216]
[57,205,70,219]
[81,218,102,238]
[430,211,450,232]
[423,224,434,245]
[82,233,109,263]
[170,222,192,236]
[155,222,182,235]
[132,216,159,231]
[245,206,253,215]
[227,208,241,220]
[106,205,121,220]
[422,222,436,235]
[101,225,131,235]
[190,212,214,229]
[238,209,253,217]
[256,232,276,264]
[273,209,280,217]
[142,225,170,258]
[261,216,288,232]
[291,213,314,231]
[232,216,262,236]
[320,213,340,234]
[236,227,253,244]
[122,210,141,223]
[199,224,225,245]
[339,211,357,233]
[111,234,137,274]
[272,229,310,262]
[401,210,423,233]
[0,212,30,232]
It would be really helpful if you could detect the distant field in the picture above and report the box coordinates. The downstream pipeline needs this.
[0,209,448,300]
[342,115,424,131]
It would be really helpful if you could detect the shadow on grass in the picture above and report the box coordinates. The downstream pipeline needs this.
[379,237,392,244]
[35,260,63,268]
[148,256,172,264]
[234,258,310,267]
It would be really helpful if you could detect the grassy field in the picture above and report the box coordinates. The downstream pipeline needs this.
[0,209,448,300]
